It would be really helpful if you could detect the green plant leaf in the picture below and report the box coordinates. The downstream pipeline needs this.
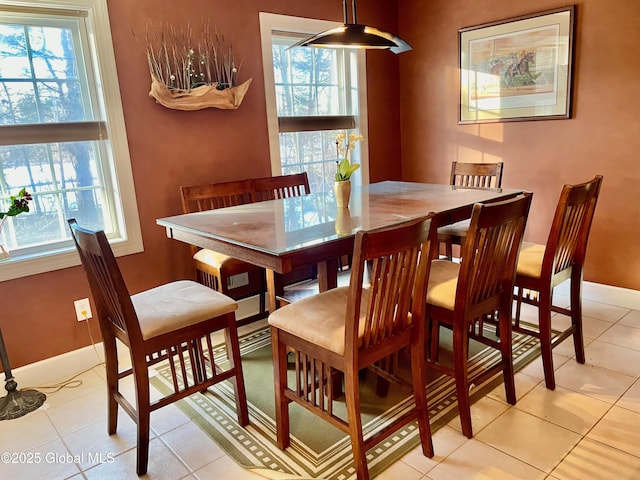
[2,188,32,219]
[335,159,360,181]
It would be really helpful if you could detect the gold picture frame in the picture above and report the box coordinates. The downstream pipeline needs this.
[459,6,575,124]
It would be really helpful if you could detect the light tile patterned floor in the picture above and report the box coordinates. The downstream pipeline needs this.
[1,296,640,480]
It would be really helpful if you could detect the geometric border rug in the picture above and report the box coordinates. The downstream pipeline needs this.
[151,325,542,480]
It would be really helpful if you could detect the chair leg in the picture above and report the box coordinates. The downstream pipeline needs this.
[372,356,392,397]
[224,318,250,426]
[499,302,516,405]
[453,325,473,438]
[375,372,390,397]
[134,368,151,476]
[513,286,524,329]
[103,336,119,435]
[259,290,267,316]
[271,327,291,449]
[570,271,586,364]
[410,335,434,458]
[458,235,466,255]
[274,272,285,297]
[191,339,207,390]
[254,269,267,317]
[444,241,453,261]
[344,368,369,480]
[538,290,556,390]
[429,320,441,362]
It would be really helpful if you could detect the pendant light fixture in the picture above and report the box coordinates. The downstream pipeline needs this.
[290,0,412,54]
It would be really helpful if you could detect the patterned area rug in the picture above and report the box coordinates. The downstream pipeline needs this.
[151,325,542,480]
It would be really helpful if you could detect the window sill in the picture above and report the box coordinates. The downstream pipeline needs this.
[0,237,143,282]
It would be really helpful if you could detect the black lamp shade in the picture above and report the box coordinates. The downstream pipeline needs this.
[289,2,412,55]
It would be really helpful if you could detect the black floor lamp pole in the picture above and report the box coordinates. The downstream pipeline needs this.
[0,326,46,420]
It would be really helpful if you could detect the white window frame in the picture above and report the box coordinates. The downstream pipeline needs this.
[259,12,370,184]
[0,0,142,281]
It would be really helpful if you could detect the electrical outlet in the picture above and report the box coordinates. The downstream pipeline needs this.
[74,298,92,321]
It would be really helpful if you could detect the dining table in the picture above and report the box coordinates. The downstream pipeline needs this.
[157,180,524,313]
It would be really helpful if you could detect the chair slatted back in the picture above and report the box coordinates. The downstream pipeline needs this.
[543,175,603,279]
[345,215,434,357]
[450,162,504,189]
[180,179,254,213]
[456,193,532,319]
[68,219,142,346]
[252,172,310,201]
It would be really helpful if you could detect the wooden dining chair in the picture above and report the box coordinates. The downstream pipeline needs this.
[252,171,310,201]
[180,179,267,325]
[252,172,318,297]
[68,219,249,476]
[513,175,603,390]
[438,161,504,259]
[268,216,436,480]
[426,192,531,438]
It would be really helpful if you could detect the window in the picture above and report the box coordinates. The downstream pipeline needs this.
[260,13,369,199]
[0,0,142,281]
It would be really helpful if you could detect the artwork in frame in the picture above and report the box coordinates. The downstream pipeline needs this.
[459,6,575,124]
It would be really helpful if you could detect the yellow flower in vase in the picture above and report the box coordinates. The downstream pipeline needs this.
[334,130,363,208]
[335,131,363,182]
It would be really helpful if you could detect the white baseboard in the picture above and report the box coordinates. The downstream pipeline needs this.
[555,280,640,310]
[12,295,260,387]
[12,342,106,390]
[12,283,640,387]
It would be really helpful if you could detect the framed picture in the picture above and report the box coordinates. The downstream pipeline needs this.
[459,6,575,124]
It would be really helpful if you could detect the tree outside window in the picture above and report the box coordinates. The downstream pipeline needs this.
[272,35,362,197]
[0,1,140,279]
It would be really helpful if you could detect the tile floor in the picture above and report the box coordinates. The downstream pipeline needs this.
[1,293,640,479]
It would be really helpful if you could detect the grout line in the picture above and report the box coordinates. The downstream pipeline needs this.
[156,434,194,475]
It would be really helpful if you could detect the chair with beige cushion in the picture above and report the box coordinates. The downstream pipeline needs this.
[68,219,249,476]
[513,175,603,390]
[438,161,504,259]
[268,215,436,480]
[180,179,267,325]
[426,192,531,438]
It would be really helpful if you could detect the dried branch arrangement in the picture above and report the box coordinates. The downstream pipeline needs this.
[145,21,251,110]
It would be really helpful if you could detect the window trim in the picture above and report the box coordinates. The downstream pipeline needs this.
[0,0,142,282]
[259,12,369,183]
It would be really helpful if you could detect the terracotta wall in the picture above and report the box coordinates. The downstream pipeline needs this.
[4,0,639,370]
[0,0,402,368]
[398,0,640,290]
